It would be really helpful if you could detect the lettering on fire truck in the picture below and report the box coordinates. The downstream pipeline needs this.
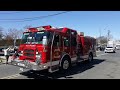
[53,48,60,59]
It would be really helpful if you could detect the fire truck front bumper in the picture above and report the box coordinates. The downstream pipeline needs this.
[11,59,48,71]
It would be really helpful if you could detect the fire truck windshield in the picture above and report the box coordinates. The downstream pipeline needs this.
[21,31,51,44]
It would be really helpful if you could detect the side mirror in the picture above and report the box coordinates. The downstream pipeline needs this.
[42,36,48,45]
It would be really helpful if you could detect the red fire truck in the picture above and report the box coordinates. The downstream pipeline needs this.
[11,25,96,72]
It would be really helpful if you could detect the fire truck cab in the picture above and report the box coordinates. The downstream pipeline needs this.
[11,25,96,72]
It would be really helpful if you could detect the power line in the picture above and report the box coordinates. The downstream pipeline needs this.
[0,11,38,14]
[0,11,71,22]
[0,11,71,21]
[0,11,29,14]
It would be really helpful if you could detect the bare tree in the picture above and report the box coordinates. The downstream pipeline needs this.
[97,36,107,45]
[0,27,3,40]
[100,36,107,44]
[4,33,13,46]
[5,28,23,47]
[24,25,32,29]
[2,25,32,46]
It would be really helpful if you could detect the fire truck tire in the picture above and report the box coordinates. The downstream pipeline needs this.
[60,57,71,71]
[88,53,93,62]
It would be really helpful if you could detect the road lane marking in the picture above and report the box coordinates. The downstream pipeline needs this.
[97,53,108,57]
[0,52,109,79]
[0,74,22,79]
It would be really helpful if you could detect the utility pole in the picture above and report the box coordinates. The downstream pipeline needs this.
[99,28,101,46]
[14,38,16,47]
[107,30,110,43]
[99,28,101,38]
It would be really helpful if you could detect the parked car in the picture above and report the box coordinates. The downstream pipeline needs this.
[0,48,2,52]
[104,47,116,53]
[0,48,4,52]
[116,45,120,50]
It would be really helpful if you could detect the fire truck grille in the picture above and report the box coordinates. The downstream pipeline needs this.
[24,53,34,57]
[24,49,34,53]
[24,49,35,58]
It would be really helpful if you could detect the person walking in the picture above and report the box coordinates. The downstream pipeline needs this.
[4,47,11,64]
[12,50,19,60]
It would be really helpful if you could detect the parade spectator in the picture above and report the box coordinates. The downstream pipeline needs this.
[4,47,11,64]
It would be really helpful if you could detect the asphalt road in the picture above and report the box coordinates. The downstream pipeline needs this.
[0,50,120,79]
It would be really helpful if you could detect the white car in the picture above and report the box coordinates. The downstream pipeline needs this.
[116,45,120,50]
[104,47,116,53]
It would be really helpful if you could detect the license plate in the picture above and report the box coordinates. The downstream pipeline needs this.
[18,63,25,67]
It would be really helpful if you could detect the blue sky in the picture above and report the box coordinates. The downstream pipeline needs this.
[0,11,120,40]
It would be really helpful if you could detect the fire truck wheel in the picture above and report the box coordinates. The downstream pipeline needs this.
[60,57,71,71]
[88,53,93,62]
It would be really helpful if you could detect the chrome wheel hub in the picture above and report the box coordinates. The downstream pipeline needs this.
[63,60,69,70]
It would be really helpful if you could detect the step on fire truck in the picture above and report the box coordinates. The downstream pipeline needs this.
[11,25,96,72]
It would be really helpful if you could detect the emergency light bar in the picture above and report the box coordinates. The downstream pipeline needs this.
[37,27,45,31]
[79,32,84,36]
[25,25,52,32]
[37,25,52,31]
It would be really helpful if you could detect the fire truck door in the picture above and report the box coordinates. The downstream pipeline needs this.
[63,37,70,55]
[49,34,61,72]
[83,39,90,58]
[71,36,77,58]
[52,34,61,62]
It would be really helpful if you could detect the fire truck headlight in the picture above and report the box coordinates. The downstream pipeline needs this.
[36,54,41,65]
[36,52,41,58]
[36,52,39,55]
[36,55,41,58]
[21,51,23,53]
[36,53,41,60]
[18,51,23,56]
